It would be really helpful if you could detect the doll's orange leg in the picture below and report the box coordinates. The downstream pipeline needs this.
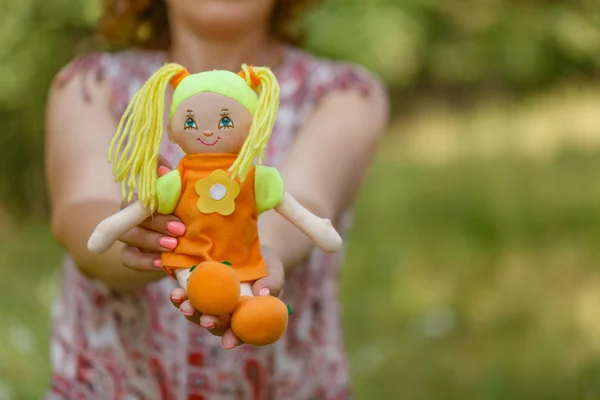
[230,282,289,346]
[186,261,241,315]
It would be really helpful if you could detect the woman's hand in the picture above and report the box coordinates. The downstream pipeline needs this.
[169,245,285,349]
[119,156,186,272]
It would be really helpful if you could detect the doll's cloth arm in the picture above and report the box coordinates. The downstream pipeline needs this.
[254,165,284,215]
[88,168,181,253]
[156,169,182,214]
[255,166,341,252]
[274,192,342,253]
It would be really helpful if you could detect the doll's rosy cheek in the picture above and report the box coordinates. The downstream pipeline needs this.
[229,129,246,146]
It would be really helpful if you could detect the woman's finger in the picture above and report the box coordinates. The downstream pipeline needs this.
[179,299,201,324]
[177,299,232,336]
[199,314,231,337]
[157,154,174,171]
[120,226,178,253]
[158,166,171,177]
[158,155,173,176]
[121,246,162,272]
[170,288,187,308]
[221,328,243,349]
[252,246,285,298]
[139,214,186,237]
[170,288,187,310]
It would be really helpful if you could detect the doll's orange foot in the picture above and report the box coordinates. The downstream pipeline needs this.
[186,261,240,315]
[231,296,289,346]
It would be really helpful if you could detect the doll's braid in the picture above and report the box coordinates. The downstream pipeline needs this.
[109,62,187,212]
[230,64,280,182]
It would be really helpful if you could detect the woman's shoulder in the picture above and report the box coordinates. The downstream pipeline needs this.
[280,46,387,104]
[53,49,166,115]
[56,50,165,88]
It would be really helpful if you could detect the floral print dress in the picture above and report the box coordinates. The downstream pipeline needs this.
[48,45,379,400]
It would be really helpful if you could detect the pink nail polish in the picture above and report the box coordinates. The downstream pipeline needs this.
[171,297,181,303]
[202,323,215,330]
[167,221,186,236]
[159,236,178,250]
[153,259,162,268]
[157,166,171,177]
[182,310,195,317]
[259,288,270,297]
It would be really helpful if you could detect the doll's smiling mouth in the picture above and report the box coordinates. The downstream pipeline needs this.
[197,137,221,146]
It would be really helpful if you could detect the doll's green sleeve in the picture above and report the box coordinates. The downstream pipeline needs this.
[255,166,284,215]
[156,170,182,214]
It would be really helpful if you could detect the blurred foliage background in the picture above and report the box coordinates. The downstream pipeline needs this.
[1,0,600,399]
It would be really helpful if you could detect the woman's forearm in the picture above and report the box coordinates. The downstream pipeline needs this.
[53,200,165,291]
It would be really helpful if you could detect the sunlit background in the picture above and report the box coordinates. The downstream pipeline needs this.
[2,0,600,399]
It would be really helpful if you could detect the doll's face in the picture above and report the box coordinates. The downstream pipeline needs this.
[168,92,253,154]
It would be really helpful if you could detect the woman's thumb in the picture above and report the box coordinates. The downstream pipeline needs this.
[252,270,284,298]
[157,154,173,177]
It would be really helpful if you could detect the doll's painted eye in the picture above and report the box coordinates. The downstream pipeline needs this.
[185,118,197,130]
[219,116,234,129]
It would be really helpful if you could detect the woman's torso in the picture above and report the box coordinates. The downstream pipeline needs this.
[48,46,377,400]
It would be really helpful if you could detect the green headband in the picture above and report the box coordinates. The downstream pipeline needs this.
[169,70,258,118]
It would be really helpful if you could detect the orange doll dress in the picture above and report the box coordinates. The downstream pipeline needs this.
[155,153,284,282]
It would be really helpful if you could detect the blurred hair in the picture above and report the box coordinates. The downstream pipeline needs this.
[97,0,321,50]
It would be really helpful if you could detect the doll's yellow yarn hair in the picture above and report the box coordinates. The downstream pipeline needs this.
[108,63,280,212]
[230,64,279,184]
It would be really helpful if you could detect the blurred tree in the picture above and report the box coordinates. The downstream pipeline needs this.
[304,0,600,95]
[0,0,98,217]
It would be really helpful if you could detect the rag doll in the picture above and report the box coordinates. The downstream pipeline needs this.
[87,63,342,346]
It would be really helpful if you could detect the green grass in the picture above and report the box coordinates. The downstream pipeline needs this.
[342,148,600,400]
[3,147,600,399]
[0,223,63,400]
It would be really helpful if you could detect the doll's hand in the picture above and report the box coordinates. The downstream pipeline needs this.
[120,155,186,272]
[169,245,285,349]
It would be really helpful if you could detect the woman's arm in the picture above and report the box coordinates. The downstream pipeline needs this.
[258,82,389,271]
[45,65,165,290]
